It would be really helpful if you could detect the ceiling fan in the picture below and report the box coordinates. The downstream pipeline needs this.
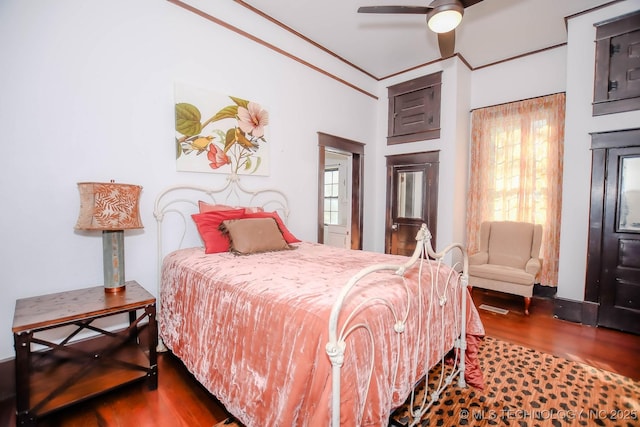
[358,0,483,58]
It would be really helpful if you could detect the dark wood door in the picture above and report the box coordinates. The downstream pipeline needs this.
[385,152,439,256]
[598,146,640,334]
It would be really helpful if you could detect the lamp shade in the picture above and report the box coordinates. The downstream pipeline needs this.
[76,181,143,293]
[75,182,143,231]
[427,2,463,34]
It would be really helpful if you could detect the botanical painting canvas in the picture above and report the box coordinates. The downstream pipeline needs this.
[174,83,270,175]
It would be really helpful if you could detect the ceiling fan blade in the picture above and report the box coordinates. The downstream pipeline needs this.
[357,6,432,14]
[461,0,483,7]
[437,30,455,58]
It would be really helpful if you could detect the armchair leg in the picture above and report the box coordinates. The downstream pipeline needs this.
[524,297,531,316]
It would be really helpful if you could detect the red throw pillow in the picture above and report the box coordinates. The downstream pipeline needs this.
[242,210,300,243]
[192,208,245,253]
[198,201,236,213]
[198,200,264,214]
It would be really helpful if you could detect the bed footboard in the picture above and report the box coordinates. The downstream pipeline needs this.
[326,224,469,427]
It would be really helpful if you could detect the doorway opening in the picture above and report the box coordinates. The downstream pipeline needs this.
[323,150,353,249]
[317,132,364,250]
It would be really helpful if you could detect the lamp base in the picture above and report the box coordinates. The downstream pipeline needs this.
[104,285,126,293]
[102,230,126,293]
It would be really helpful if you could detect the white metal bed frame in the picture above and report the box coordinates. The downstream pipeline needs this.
[153,174,469,427]
[326,223,468,426]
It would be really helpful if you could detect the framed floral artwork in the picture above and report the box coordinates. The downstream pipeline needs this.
[174,83,270,175]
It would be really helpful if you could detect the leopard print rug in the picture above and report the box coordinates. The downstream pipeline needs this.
[215,336,640,426]
[391,336,639,426]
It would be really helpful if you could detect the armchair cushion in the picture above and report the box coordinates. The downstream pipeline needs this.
[468,264,535,286]
[487,221,536,269]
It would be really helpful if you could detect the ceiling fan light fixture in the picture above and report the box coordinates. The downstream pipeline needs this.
[427,1,463,33]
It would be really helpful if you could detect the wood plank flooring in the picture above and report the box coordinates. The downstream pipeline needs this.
[1,289,639,426]
[472,288,640,381]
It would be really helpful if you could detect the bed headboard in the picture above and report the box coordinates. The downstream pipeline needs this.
[154,174,290,252]
[154,173,290,349]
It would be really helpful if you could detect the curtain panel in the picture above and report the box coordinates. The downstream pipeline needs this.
[466,93,566,286]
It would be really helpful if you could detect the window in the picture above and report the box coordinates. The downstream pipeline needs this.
[467,93,566,286]
[324,168,340,225]
[488,117,551,226]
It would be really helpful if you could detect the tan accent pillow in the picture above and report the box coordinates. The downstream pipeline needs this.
[220,218,291,254]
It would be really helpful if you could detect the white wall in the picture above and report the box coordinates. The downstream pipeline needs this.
[370,58,472,255]
[470,0,640,304]
[2,0,639,363]
[557,0,640,301]
[470,46,568,110]
[0,0,377,361]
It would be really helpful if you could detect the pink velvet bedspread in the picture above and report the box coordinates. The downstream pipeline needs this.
[160,242,485,427]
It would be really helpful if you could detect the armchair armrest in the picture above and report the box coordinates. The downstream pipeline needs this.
[469,252,488,265]
[525,258,542,276]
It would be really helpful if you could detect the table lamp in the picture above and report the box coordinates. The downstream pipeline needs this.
[75,181,143,293]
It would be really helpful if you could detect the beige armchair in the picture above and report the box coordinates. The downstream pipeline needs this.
[468,221,543,315]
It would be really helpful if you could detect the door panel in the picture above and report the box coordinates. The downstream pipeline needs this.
[325,224,350,249]
[598,147,640,334]
[390,221,424,256]
[608,30,640,101]
[385,152,439,255]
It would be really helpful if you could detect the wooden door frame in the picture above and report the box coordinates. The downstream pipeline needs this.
[585,127,640,327]
[385,151,439,253]
[317,132,364,249]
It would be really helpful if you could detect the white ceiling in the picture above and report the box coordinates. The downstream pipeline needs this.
[241,0,615,78]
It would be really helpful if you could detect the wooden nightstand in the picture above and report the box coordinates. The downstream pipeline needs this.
[12,280,158,426]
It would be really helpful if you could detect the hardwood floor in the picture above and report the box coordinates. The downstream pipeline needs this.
[1,350,231,427]
[1,289,639,426]
[471,288,640,381]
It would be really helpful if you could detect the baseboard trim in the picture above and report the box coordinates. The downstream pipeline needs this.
[553,297,584,323]
[553,297,600,326]
[0,357,14,402]
[581,300,599,326]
